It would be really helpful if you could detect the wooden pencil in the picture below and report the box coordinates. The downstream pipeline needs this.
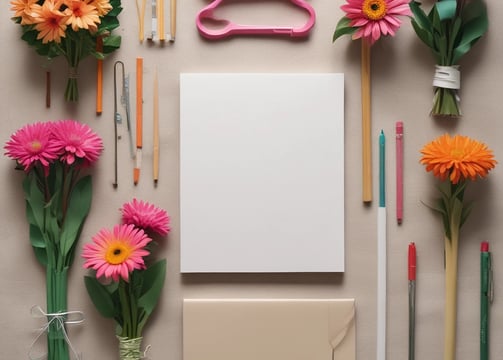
[361,40,372,203]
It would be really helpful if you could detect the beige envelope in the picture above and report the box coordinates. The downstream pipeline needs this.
[183,299,355,360]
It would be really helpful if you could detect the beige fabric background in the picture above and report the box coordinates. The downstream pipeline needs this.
[0,1,502,359]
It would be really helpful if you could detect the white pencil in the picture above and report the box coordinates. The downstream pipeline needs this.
[377,129,387,360]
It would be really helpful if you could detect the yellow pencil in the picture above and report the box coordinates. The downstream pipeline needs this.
[361,40,372,203]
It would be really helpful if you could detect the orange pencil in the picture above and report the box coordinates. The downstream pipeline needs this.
[134,57,143,185]
[158,0,165,41]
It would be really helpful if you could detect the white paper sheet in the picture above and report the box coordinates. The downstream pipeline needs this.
[180,73,344,272]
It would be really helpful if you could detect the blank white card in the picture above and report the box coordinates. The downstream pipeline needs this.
[180,73,344,272]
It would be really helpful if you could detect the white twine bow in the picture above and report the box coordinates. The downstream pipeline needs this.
[143,344,152,359]
[28,305,85,360]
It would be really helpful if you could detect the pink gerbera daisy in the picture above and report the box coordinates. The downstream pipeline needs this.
[51,120,103,166]
[4,122,60,173]
[120,199,171,236]
[82,224,152,282]
[341,0,412,44]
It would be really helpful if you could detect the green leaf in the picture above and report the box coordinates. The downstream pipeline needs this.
[138,259,167,315]
[103,35,122,54]
[60,176,93,259]
[100,17,121,33]
[436,34,448,64]
[23,175,45,228]
[447,17,462,57]
[84,276,119,318]
[450,197,464,228]
[32,246,48,267]
[461,0,487,24]
[29,224,46,248]
[333,17,357,42]
[411,19,434,48]
[431,5,443,34]
[21,29,38,45]
[452,14,488,63]
[435,0,457,21]
[107,0,123,17]
[409,1,432,30]
[460,201,473,228]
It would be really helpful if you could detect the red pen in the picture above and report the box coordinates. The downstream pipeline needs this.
[408,242,416,360]
[396,121,404,224]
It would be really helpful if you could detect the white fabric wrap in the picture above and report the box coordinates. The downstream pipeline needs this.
[433,65,460,90]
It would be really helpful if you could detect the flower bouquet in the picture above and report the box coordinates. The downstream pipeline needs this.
[10,0,123,102]
[420,134,496,360]
[4,120,103,360]
[409,0,488,117]
[83,199,171,360]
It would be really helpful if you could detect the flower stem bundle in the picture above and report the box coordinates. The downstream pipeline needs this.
[409,0,488,117]
[83,199,171,360]
[10,0,123,102]
[4,120,104,360]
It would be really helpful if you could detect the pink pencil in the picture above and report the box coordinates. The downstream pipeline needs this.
[396,121,404,224]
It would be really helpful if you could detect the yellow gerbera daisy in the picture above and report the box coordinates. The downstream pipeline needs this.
[64,0,100,32]
[10,0,39,25]
[420,134,496,184]
[31,0,68,44]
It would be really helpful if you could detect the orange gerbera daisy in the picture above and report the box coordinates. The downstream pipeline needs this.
[420,134,496,184]
[31,0,68,44]
[10,0,38,24]
[64,0,100,32]
[87,0,112,16]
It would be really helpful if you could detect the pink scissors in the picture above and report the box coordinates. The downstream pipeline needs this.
[196,0,316,40]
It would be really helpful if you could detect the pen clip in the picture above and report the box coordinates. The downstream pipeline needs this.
[114,61,126,124]
[123,75,135,159]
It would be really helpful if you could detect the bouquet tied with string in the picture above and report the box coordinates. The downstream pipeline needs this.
[409,0,488,117]
[83,199,171,360]
[4,119,103,360]
[10,0,122,102]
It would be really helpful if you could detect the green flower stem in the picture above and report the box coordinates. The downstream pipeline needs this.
[432,87,460,117]
[63,33,82,102]
[129,280,139,339]
[46,266,70,360]
[119,279,142,339]
[119,280,130,337]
